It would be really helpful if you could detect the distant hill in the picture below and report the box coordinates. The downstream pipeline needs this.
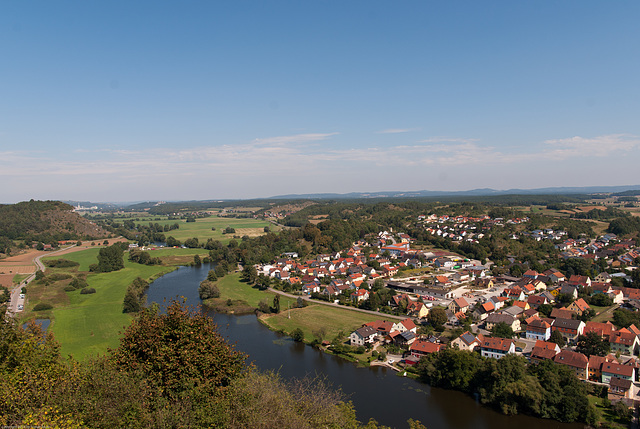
[0,200,110,243]
[269,185,640,200]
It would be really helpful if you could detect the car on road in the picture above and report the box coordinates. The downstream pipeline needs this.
[17,304,24,311]
[388,359,394,364]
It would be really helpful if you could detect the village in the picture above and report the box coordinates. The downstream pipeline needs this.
[255,217,640,407]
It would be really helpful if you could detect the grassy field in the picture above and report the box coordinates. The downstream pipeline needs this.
[12,273,30,284]
[125,215,276,244]
[50,260,174,360]
[205,273,297,313]
[32,248,215,360]
[261,304,383,343]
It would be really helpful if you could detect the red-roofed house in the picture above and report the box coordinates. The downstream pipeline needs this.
[554,350,589,379]
[409,340,444,359]
[567,298,591,316]
[530,340,560,363]
[449,297,469,313]
[480,337,515,359]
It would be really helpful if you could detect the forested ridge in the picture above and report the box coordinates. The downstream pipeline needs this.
[0,200,109,253]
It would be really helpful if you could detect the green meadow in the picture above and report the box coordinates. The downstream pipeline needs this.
[261,304,382,343]
[205,272,297,313]
[51,259,174,360]
[38,248,211,360]
[126,215,276,244]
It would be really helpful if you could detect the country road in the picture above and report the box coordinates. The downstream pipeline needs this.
[267,287,408,321]
[7,245,76,316]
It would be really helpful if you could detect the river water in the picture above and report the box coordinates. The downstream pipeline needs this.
[146,264,584,429]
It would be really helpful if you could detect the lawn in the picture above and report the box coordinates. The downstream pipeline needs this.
[46,248,101,272]
[588,395,630,428]
[591,304,618,323]
[125,215,276,244]
[206,273,297,313]
[261,304,383,343]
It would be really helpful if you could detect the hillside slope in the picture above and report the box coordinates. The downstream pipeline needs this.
[0,200,109,242]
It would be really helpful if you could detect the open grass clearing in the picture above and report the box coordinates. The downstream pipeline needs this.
[261,304,382,343]
[205,273,298,313]
[34,247,203,360]
[125,215,276,244]
[50,259,175,360]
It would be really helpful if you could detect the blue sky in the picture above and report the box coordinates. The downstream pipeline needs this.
[1,1,639,203]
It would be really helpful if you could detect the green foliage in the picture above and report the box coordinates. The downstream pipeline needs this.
[184,237,200,248]
[198,280,220,300]
[491,322,514,339]
[48,273,72,281]
[613,308,640,329]
[416,349,596,423]
[96,243,125,273]
[128,249,161,265]
[112,300,246,398]
[575,332,610,357]
[0,286,9,303]
[291,328,305,342]
[608,216,640,235]
[33,303,53,311]
[35,270,45,280]
[122,277,149,313]
[0,200,76,241]
[69,277,88,290]
[427,307,447,329]
[80,287,96,295]
[272,294,281,314]
[549,330,566,347]
[224,227,236,234]
[0,301,372,428]
[588,293,613,307]
[43,258,80,268]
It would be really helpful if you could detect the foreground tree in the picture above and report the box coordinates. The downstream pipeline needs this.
[112,300,246,398]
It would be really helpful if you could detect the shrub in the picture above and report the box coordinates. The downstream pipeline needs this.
[48,273,72,281]
[70,277,89,289]
[44,259,79,268]
[33,303,53,311]
[198,280,220,300]
[64,286,76,292]
[80,287,96,294]
[291,328,305,342]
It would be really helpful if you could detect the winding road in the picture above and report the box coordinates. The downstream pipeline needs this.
[6,245,76,316]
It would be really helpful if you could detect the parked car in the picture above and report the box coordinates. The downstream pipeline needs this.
[19,293,25,299]
[17,304,24,311]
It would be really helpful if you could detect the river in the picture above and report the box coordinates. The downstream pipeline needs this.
[145,264,584,429]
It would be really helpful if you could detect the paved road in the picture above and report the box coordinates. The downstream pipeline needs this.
[6,245,76,316]
[268,287,407,321]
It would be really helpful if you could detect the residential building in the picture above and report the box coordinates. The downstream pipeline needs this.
[480,337,515,359]
[553,350,589,380]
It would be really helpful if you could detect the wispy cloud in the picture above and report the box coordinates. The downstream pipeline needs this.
[251,133,339,146]
[376,128,418,134]
[419,136,480,144]
[543,134,640,158]
[1,133,638,201]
